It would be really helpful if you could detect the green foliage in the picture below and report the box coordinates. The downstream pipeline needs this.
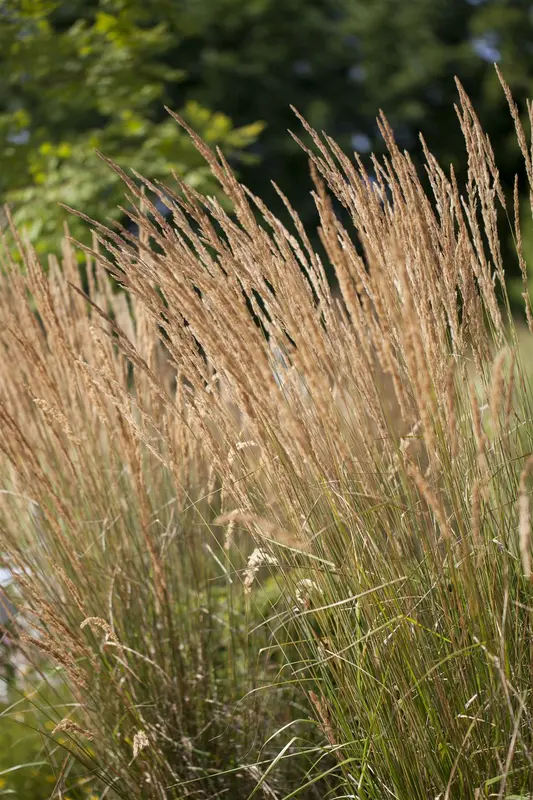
[4,0,533,266]
[0,0,264,253]
[0,677,99,798]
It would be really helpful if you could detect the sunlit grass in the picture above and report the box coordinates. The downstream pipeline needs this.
[3,67,533,798]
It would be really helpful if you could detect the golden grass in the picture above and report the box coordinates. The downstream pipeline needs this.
[2,68,533,797]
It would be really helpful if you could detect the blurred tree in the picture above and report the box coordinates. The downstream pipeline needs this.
[345,0,533,175]
[171,0,533,287]
[2,0,533,274]
[168,0,533,221]
[0,0,264,253]
[343,0,533,293]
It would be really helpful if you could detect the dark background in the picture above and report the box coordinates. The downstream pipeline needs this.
[1,0,532,293]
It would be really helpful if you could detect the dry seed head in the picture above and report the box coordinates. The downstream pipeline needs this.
[223,519,235,552]
[399,420,422,461]
[30,396,83,446]
[519,492,531,579]
[133,729,150,759]
[243,548,279,594]
[20,633,89,690]
[52,718,95,741]
[80,616,120,647]
[309,690,338,751]
[295,578,322,609]
[57,569,87,617]
[518,455,533,580]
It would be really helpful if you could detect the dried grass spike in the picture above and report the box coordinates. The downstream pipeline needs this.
[133,729,150,759]
[243,548,279,594]
[52,719,95,741]
[518,455,533,580]
[81,616,120,647]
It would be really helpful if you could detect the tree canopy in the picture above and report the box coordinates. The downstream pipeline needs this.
[0,0,264,251]
[1,0,533,270]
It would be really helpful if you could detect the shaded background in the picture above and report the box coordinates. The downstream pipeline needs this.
[1,0,533,295]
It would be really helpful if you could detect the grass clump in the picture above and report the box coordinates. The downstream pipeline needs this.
[0,243,320,798]
[2,68,533,798]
